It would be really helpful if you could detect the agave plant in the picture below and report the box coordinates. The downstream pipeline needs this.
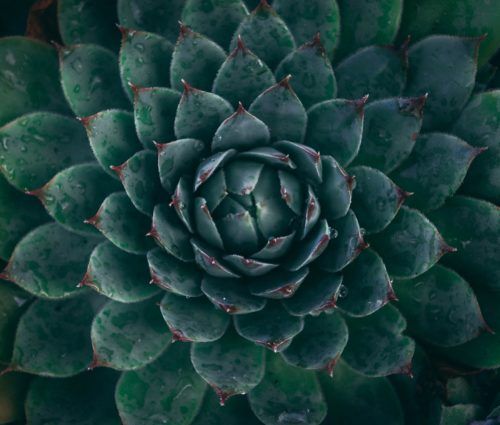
[0,0,499,424]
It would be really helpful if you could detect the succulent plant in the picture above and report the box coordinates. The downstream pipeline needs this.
[0,0,499,424]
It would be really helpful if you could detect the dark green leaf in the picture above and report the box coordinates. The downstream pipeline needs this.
[0,372,31,424]
[191,238,240,278]
[249,268,308,299]
[274,140,322,185]
[317,156,352,220]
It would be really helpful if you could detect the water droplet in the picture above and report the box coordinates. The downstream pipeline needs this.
[338,284,348,298]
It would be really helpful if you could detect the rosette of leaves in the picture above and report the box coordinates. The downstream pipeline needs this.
[0,0,499,424]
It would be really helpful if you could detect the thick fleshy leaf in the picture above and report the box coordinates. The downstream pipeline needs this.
[119,29,173,100]
[299,185,320,239]
[427,196,500,291]
[317,156,352,220]
[350,166,407,234]
[147,248,202,297]
[273,0,339,60]
[26,369,120,425]
[191,239,239,278]
[282,312,348,371]
[223,255,278,277]
[191,328,265,402]
[172,176,194,232]
[170,26,226,92]
[274,140,322,184]
[275,34,336,109]
[59,44,128,117]
[249,268,308,299]
[182,0,249,50]
[343,304,415,377]
[91,297,170,370]
[0,372,31,424]
[160,292,229,342]
[370,206,452,279]
[352,96,425,173]
[194,149,236,191]
[0,37,69,127]
[84,241,160,302]
[116,343,206,425]
[392,133,481,211]
[335,45,407,101]
[11,296,96,377]
[0,112,93,191]
[305,98,365,166]
[175,86,234,143]
[237,147,297,170]
[234,301,304,352]
[3,223,98,299]
[88,192,153,254]
[248,352,327,425]
[84,109,142,176]
[394,265,486,347]
[320,360,404,425]
[201,275,266,314]
[34,163,121,236]
[337,249,392,317]
[252,232,296,261]
[134,87,181,150]
[404,35,480,130]
[213,39,276,108]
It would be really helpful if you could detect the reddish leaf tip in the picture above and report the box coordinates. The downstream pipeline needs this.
[25,186,45,200]
[0,267,12,282]
[278,74,293,90]
[352,95,369,117]
[77,272,94,288]
[396,186,413,207]
[325,356,339,377]
[178,21,192,38]
[0,365,17,377]
[398,362,414,378]
[236,101,246,114]
[83,213,100,227]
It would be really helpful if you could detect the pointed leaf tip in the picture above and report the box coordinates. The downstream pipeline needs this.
[278,74,293,90]
[351,95,369,116]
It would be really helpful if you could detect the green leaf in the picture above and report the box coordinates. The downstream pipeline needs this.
[0,174,49,260]
[249,268,308,299]
[84,109,143,176]
[59,44,129,117]
[274,140,322,184]
[343,304,415,377]
[317,156,352,220]
[182,0,249,50]
[248,352,327,425]
[370,206,451,279]
[404,35,480,130]
[134,87,181,150]
[4,223,98,299]
[281,312,348,371]
[0,37,70,127]
[58,0,120,51]
[84,241,161,302]
[427,196,500,291]
[160,292,229,342]
[273,0,339,60]
[275,34,336,109]
[0,112,93,191]
[119,29,173,101]
[116,343,206,425]
[26,369,120,425]
[191,328,265,403]
[305,98,365,166]
[249,78,307,143]
[337,249,392,317]
[35,163,121,236]
[352,96,425,173]
[394,265,486,347]
[335,45,407,101]
[320,360,404,425]
[89,191,153,254]
[0,372,31,424]
[11,296,96,377]
[230,2,295,70]
[391,133,481,211]
[350,165,407,234]
[91,297,170,370]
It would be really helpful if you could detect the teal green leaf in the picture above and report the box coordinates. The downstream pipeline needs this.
[343,304,415,376]
[0,372,31,424]
[335,45,407,101]
[394,265,486,347]
[160,292,229,342]
[317,156,352,220]
[0,37,70,127]
[88,192,153,254]
[0,112,93,191]
[119,28,173,101]
[84,241,160,302]
[249,268,308,299]
[275,34,336,109]
[305,98,365,166]
[4,223,98,299]
[248,352,327,425]
[194,149,237,191]
[404,35,480,130]
[116,343,206,425]
[438,405,484,425]
[352,96,425,173]
[191,328,265,402]
[274,140,321,184]
[59,44,129,117]
[91,297,170,370]
[370,206,451,279]
[26,369,120,425]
